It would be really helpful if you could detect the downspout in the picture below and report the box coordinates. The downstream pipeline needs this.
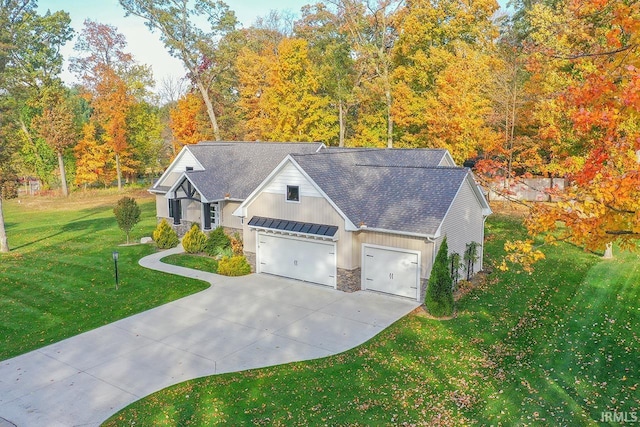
[480,216,489,272]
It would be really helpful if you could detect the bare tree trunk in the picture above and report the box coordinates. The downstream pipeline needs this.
[385,84,393,148]
[339,100,345,147]
[115,153,122,191]
[57,151,69,197]
[603,242,613,259]
[0,198,9,253]
[196,80,221,141]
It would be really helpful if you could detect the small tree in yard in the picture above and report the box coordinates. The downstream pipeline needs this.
[114,197,141,244]
[426,237,454,317]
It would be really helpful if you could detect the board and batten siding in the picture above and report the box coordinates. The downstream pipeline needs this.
[184,200,202,224]
[221,201,243,230]
[262,162,322,197]
[354,231,435,279]
[156,195,169,218]
[438,177,485,274]
[242,192,352,268]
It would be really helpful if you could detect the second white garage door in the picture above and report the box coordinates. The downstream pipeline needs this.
[257,233,336,287]
[362,244,420,300]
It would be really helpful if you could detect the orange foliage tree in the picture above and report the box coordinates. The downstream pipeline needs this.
[502,0,640,268]
[169,92,212,153]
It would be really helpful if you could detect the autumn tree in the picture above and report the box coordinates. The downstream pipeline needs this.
[329,0,403,147]
[295,3,357,146]
[32,86,78,196]
[0,0,73,251]
[501,0,640,267]
[71,20,149,190]
[236,27,282,141]
[74,122,109,188]
[391,0,499,158]
[119,0,238,141]
[263,37,336,142]
[170,92,213,152]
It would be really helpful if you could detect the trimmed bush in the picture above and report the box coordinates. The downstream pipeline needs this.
[229,232,244,256]
[182,223,207,253]
[152,219,179,249]
[425,237,454,317]
[205,226,230,256]
[217,255,251,277]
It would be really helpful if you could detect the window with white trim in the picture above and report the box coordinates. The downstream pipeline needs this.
[286,185,299,202]
[209,203,219,227]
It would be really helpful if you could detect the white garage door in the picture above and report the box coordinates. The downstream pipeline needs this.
[362,245,420,299]
[257,233,336,287]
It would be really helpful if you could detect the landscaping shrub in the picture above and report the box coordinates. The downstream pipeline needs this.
[229,232,244,256]
[217,255,251,276]
[426,237,454,317]
[205,226,230,256]
[153,219,179,249]
[182,223,207,253]
[113,197,141,244]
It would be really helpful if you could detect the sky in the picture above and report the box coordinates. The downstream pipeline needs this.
[38,0,509,94]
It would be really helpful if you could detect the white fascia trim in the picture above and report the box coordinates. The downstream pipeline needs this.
[360,226,438,240]
[152,146,205,190]
[164,173,210,203]
[441,150,457,167]
[232,156,359,232]
[249,225,339,241]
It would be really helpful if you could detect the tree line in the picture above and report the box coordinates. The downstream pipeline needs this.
[1,0,639,258]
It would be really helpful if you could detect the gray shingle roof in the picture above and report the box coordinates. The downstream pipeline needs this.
[162,142,324,201]
[291,150,470,236]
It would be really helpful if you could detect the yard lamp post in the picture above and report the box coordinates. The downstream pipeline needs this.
[112,251,119,290]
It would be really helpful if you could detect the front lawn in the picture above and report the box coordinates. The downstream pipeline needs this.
[0,190,209,360]
[104,214,640,426]
[161,253,219,273]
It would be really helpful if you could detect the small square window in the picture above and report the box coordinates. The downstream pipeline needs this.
[286,185,299,202]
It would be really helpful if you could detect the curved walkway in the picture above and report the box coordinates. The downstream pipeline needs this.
[0,247,419,427]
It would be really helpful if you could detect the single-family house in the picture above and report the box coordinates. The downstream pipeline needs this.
[151,142,491,301]
[149,142,325,235]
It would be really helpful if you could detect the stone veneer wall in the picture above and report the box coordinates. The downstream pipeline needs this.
[337,268,361,292]
[158,218,242,239]
[244,251,256,273]
[420,278,428,303]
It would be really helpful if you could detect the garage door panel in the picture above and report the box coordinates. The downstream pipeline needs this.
[258,233,336,287]
[363,246,420,299]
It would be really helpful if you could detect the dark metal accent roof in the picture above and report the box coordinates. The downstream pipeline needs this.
[248,216,338,238]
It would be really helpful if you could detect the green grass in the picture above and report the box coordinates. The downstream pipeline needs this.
[103,214,640,426]
[162,253,219,273]
[0,190,209,360]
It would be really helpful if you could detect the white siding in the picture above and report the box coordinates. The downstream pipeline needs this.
[155,149,203,189]
[355,232,434,279]
[438,154,456,167]
[156,196,169,218]
[262,162,322,197]
[173,149,204,172]
[438,178,485,274]
[184,200,202,224]
[243,192,352,268]
[221,201,243,230]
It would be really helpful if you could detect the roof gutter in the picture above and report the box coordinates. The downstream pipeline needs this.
[357,226,439,240]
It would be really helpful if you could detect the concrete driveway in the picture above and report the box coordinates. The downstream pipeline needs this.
[0,247,419,427]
